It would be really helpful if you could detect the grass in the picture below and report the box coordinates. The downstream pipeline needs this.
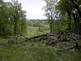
[27,25,50,37]
[0,41,81,61]
[27,26,40,37]
[0,43,54,61]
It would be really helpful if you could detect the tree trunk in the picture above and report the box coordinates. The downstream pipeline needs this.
[72,13,80,34]
[67,12,71,32]
[50,12,54,33]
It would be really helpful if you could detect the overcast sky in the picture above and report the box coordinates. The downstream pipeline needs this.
[4,0,47,19]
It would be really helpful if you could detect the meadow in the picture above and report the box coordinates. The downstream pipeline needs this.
[0,41,81,61]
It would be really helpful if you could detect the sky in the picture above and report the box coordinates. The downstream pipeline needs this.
[4,0,47,19]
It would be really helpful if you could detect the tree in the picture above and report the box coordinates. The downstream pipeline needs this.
[10,0,27,35]
[43,0,58,33]
[0,0,27,36]
[56,0,81,34]
[56,0,74,31]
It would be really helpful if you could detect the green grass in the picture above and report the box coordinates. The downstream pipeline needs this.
[27,26,40,37]
[27,25,50,37]
[0,44,54,61]
[0,41,81,61]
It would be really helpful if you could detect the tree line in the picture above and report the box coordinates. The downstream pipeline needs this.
[0,0,27,36]
[1,0,81,37]
[44,0,81,34]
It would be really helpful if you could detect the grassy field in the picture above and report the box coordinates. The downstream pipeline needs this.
[27,25,50,37]
[0,46,54,61]
[0,41,81,61]
[0,22,81,61]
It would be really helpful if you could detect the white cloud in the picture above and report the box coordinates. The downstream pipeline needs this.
[4,0,47,19]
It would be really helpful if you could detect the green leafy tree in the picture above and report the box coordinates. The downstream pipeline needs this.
[56,0,81,34]
[10,0,27,35]
[43,0,58,33]
[0,0,27,36]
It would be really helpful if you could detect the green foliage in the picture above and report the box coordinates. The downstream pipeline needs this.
[56,0,73,15]
[56,0,81,33]
[53,20,68,33]
[0,0,27,36]
[43,0,58,33]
